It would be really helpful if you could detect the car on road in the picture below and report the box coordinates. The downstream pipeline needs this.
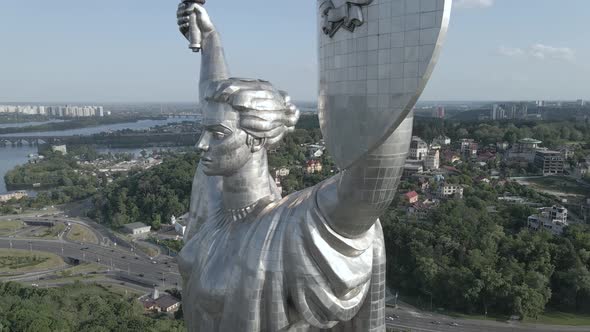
[151,260,157,264]
[448,322,459,326]
[121,256,126,259]
[138,273,144,277]
[134,257,139,260]
[430,321,441,325]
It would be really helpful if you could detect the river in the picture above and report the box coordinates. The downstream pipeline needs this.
[0,119,65,129]
[0,116,198,194]
[0,116,198,137]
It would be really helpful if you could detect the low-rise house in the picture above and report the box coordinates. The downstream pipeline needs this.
[404,191,419,204]
[275,167,290,177]
[418,177,430,191]
[558,146,574,160]
[576,161,590,178]
[307,144,325,159]
[171,213,189,236]
[139,288,181,313]
[403,161,424,178]
[460,139,478,158]
[442,150,461,164]
[478,151,496,163]
[433,135,451,146]
[0,191,28,203]
[123,222,151,236]
[305,160,323,174]
[527,206,568,235]
[436,184,464,199]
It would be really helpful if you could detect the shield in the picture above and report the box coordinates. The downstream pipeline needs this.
[318,0,452,169]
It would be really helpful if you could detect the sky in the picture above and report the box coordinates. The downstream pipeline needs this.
[0,0,588,103]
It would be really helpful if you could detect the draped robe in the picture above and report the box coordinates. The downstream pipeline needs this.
[177,166,386,332]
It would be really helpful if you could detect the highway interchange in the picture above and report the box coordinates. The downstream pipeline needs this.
[0,215,181,291]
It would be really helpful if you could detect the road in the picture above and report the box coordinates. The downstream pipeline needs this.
[385,305,590,332]
[4,216,589,331]
[0,237,181,290]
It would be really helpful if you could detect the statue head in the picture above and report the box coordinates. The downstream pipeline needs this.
[197,78,300,176]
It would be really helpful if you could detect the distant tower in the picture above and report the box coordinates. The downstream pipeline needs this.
[152,287,160,300]
[491,104,499,120]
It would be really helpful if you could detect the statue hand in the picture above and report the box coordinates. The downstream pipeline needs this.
[177,2,215,43]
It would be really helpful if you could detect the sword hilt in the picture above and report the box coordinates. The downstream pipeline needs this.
[183,0,206,52]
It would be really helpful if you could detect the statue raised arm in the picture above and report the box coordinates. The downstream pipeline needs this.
[176,2,452,331]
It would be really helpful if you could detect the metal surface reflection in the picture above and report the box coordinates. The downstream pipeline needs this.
[176,1,452,331]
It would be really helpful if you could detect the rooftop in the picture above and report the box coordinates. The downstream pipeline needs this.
[519,138,542,144]
[154,295,180,309]
[124,222,150,230]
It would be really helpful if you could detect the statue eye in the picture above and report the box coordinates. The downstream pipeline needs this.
[212,131,226,140]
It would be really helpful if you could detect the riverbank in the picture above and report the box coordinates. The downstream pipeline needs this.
[0,116,167,135]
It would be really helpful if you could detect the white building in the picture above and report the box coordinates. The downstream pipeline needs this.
[307,144,325,159]
[173,213,189,236]
[51,145,67,155]
[433,135,451,146]
[528,206,568,235]
[0,191,28,203]
[123,222,151,236]
[437,184,464,199]
[275,167,290,177]
[409,136,429,160]
[424,150,440,170]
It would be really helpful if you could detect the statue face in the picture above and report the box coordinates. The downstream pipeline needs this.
[198,101,254,176]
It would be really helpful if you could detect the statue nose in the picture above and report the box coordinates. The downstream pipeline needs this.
[197,132,210,152]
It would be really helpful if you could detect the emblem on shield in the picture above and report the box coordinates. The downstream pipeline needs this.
[320,0,374,37]
[318,0,452,169]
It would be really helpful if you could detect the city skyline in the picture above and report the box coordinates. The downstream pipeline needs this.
[0,0,588,103]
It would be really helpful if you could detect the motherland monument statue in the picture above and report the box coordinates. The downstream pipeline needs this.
[176,0,452,331]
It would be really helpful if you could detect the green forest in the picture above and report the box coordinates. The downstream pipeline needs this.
[90,152,198,230]
[414,118,590,149]
[0,282,184,332]
[383,195,590,319]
